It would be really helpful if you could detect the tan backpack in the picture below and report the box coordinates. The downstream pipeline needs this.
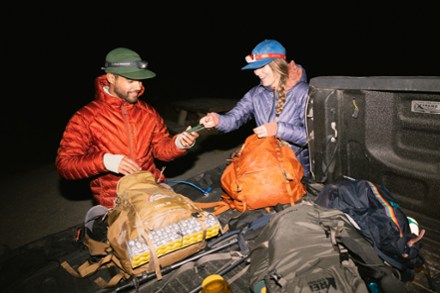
[62,171,222,288]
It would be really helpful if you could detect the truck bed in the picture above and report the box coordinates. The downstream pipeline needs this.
[0,164,438,293]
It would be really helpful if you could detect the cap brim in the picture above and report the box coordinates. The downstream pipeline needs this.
[241,58,275,70]
[120,69,156,80]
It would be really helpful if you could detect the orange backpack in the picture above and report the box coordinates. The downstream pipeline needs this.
[198,134,307,215]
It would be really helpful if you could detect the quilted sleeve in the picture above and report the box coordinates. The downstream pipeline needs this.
[148,109,186,162]
[55,109,107,180]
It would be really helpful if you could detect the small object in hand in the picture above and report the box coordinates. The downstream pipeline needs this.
[186,124,206,133]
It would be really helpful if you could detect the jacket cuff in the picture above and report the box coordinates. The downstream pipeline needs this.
[103,153,124,173]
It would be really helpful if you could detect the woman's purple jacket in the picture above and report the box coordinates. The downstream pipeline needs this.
[215,65,310,178]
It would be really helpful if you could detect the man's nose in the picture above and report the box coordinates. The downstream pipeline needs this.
[134,81,143,90]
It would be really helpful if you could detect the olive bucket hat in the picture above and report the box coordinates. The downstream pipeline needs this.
[242,39,286,70]
[103,47,156,80]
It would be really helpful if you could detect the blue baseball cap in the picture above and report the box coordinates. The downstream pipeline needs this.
[242,39,286,70]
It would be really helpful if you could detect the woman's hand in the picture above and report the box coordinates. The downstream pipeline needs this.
[199,112,220,128]
[253,122,277,138]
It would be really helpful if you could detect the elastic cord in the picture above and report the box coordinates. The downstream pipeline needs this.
[165,180,212,195]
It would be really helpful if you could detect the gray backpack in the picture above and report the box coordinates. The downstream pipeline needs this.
[248,201,406,293]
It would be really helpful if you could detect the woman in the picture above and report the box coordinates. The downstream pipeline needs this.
[199,39,310,178]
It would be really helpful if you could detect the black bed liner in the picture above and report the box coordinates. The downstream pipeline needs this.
[309,76,440,92]
[306,75,440,241]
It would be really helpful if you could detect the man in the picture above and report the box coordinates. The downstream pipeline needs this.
[56,47,199,208]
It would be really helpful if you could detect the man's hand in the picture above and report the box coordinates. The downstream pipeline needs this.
[117,156,142,175]
[103,153,141,175]
[176,126,200,149]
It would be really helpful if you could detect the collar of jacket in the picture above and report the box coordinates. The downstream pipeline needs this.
[285,61,305,91]
[94,74,144,108]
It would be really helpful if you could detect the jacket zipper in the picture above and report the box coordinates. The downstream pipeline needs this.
[122,105,135,160]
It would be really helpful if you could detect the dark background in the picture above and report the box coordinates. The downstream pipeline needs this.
[2,4,439,176]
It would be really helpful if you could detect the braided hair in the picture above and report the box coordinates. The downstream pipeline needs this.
[268,59,290,118]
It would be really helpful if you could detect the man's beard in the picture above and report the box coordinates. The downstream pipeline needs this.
[115,88,139,104]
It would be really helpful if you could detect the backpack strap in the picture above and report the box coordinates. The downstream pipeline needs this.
[366,182,404,237]
[84,254,131,288]
[132,207,163,280]
[195,198,232,215]
[82,234,110,256]
[93,272,126,288]
[60,224,133,289]
[60,252,114,278]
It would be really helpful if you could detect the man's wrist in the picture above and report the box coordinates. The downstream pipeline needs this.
[103,153,124,173]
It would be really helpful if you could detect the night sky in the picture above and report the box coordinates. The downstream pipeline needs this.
[3,4,438,175]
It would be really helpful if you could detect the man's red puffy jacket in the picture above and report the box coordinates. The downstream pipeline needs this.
[56,75,186,208]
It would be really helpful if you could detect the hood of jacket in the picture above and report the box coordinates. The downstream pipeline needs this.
[94,74,146,106]
[285,60,307,91]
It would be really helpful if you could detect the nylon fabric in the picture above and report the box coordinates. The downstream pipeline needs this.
[215,64,310,177]
[107,171,221,280]
[56,75,185,207]
[249,201,369,293]
[315,177,425,282]
[220,134,306,212]
[61,171,222,288]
